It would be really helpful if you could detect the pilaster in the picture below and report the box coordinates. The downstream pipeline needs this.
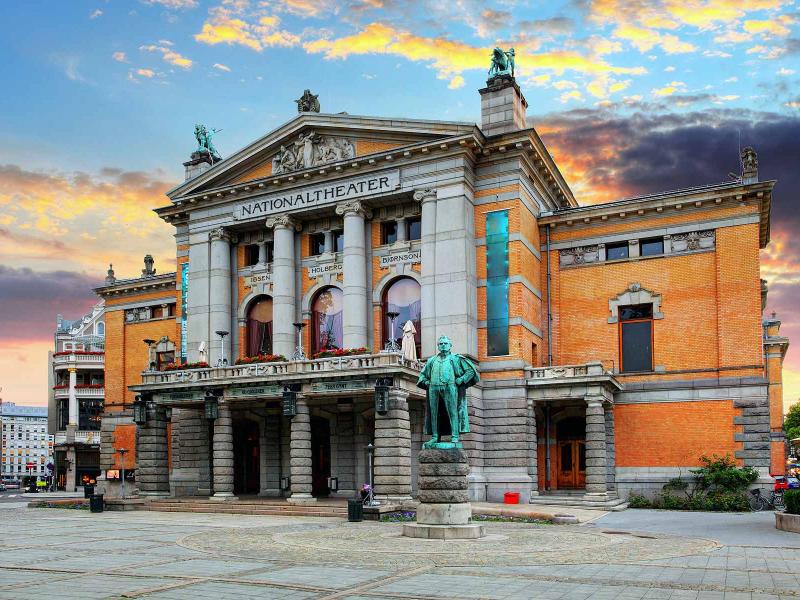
[212,403,236,499]
[289,398,315,503]
[138,403,170,497]
[584,396,608,500]
[374,389,413,501]
[415,188,437,356]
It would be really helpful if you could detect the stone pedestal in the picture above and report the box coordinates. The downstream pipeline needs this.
[402,448,485,539]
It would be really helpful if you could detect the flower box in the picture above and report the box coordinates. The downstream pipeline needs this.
[310,347,369,360]
[234,354,287,365]
[162,361,210,371]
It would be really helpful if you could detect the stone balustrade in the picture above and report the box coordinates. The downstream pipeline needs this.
[52,353,105,368]
[54,386,104,399]
[526,362,608,380]
[140,352,424,385]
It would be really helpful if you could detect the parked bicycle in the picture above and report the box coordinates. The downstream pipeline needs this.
[749,487,785,511]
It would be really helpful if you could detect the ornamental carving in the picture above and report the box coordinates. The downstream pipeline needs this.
[271,131,355,174]
[560,244,599,266]
[335,200,372,219]
[209,227,233,242]
[671,229,714,252]
[265,215,299,230]
[413,188,437,203]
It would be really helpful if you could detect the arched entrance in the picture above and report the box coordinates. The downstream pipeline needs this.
[311,287,343,353]
[233,420,260,495]
[311,415,331,496]
[556,416,586,489]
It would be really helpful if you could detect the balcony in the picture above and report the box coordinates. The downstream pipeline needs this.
[53,386,105,399]
[52,352,104,370]
[527,362,609,380]
[137,352,424,390]
[526,362,622,399]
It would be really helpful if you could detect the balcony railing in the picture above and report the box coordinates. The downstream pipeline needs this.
[53,353,105,368]
[53,387,105,399]
[526,362,609,380]
[140,352,424,386]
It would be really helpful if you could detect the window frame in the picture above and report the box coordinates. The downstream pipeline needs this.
[309,233,326,256]
[606,241,629,261]
[407,217,421,241]
[618,304,654,373]
[640,237,664,257]
[381,276,421,358]
[244,244,260,266]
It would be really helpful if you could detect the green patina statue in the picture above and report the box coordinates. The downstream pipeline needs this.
[417,335,480,449]
[488,47,515,79]
[194,124,222,160]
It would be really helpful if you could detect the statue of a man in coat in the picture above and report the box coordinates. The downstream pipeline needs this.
[417,335,480,448]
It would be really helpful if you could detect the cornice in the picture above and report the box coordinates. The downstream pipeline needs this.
[94,273,176,298]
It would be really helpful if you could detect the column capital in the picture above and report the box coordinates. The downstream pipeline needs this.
[585,395,605,408]
[265,214,300,231]
[67,367,77,374]
[335,199,371,219]
[209,227,234,243]
[413,188,437,203]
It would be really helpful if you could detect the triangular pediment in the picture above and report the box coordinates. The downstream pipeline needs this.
[168,113,477,200]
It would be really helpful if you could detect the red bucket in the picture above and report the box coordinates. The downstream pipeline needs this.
[503,491,520,504]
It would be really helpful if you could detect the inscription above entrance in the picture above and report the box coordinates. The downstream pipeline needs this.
[234,170,400,220]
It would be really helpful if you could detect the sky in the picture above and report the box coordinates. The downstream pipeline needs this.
[0,0,798,409]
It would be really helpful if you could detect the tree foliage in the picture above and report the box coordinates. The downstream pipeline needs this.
[784,402,800,434]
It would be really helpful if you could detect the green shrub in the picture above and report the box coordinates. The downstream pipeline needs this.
[704,491,749,512]
[627,493,651,508]
[690,455,758,493]
[784,490,800,515]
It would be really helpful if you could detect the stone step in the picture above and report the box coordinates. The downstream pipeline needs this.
[529,495,628,511]
[147,504,346,517]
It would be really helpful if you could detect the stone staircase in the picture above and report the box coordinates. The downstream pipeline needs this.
[144,497,349,518]
[529,491,628,511]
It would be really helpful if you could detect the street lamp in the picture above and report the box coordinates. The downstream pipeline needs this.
[215,330,229,367]
[291,322,307,360]
[143,339,156,371]
[118,448,128,500]
[365,443,379,506]
[374,377,391,415]
[384,311,400,353]
[204,391,219,421]
[133,395,147,425]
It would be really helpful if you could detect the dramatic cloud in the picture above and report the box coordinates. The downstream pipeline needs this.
[139,43,193,68]
[194,6,299,51]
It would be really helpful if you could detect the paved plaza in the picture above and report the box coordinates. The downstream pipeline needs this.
[0,503,799,599]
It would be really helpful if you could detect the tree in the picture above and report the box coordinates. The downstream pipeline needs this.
[784,402,800,443]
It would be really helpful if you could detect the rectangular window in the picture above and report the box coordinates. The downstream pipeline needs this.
[157,351,175,370]
[332,230,344,253]
[640,237,664,257]
[265,241,274,263]
[486,210,510,356]
[408,217,421,241]
[381,221,397,245]
[244,244,260,266]
[620,304,653,373]
[79,398,103,431]
[606,242,629,260]
[310,233,325,256]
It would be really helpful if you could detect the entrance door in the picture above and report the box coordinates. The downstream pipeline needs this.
[557,441,586,489]
[556,416,586,489]
[233,420,260,495]
[311,416,331,497]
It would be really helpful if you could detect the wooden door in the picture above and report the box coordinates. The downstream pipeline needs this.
[557,440,586,489]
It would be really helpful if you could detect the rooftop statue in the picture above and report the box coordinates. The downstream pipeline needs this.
[488,47,515,80]
[194,124,222,161]
[295,89,320,113]
[417,335,480,449]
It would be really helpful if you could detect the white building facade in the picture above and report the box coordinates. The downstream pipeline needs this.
[1,403,51,482]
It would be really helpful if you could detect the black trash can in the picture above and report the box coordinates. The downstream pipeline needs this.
[84,485,95,499]
[89,494,104,513]
[348,499,363,522]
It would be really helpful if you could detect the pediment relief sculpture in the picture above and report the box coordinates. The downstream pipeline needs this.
[271,131,355,174]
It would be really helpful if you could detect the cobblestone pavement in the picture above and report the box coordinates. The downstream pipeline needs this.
[1,505,799,599]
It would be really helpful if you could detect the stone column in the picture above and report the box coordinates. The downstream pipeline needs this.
[605,405,616,492]
[209,228,233,365]
[138,402,170,497]
[289,399,315,503]
[336,201,370,349]
[584,396,608,500]
[415,189,437,356]
[374,389,412,502]
[67,368,78,428]
[65,446,77,492]
[266,215,297,358]
[323,230,334,254]
[396,217,408,243]
[212,402,236,499]
[527,398,539,497]
[257,241,268,266]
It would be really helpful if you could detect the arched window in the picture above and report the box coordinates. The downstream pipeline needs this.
[382,277,421,356]
[312,287,343,353]
[247,296,273,356]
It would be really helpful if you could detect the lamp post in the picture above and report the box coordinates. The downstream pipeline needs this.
[291,322,307,360]
[118,448,128,500]
[204,391,219,496]
[143,339,156,371]
[365,443,379,506]
[215,330,229,367]
[63,458,71,492]
[384,311,400,353]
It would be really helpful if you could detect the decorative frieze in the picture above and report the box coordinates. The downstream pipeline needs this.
[671,229,715,252]
[271,131,355,174]
[559,244,599,266]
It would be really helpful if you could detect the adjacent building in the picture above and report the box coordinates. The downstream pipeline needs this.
[96,72,789,506]
[1,402,51,482]
[48,301,105,490]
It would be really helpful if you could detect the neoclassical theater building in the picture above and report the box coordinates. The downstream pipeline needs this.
[96,74,789,506]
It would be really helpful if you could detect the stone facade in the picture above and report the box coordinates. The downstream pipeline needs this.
[94,76,786,505]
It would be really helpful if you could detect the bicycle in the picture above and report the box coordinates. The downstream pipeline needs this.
[749,488,785,511]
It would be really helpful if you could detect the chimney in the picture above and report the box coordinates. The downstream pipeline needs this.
[183,151,213,181]
[479,74,528,136]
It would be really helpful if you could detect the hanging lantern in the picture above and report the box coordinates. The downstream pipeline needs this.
[133,395,147,425]
[204,391,219,421]
[374,377,391,415]
[282,387,297,417]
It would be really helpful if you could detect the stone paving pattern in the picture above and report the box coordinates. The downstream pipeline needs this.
[1,505,799,599]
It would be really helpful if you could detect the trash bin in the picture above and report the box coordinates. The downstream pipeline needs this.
[348,499,363,522]
[84,485,95,499]
[89,494,104,513]
[503,491,520,504]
